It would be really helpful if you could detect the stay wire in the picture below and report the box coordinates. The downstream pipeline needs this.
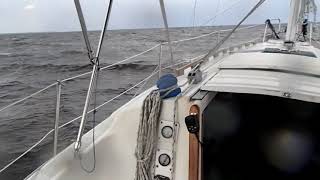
[201,0,242,26]
[213,0,221,26]
[192,0,198,29]
[79,64,99,173]
[202,0,266,61]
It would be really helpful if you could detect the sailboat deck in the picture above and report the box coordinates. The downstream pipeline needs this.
[202,69,320,103]
[219,51,320,76]
[202,42,320,103]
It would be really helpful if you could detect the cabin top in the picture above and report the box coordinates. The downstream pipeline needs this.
[201,41,320,103]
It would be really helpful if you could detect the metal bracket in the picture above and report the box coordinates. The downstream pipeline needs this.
[188,68,203,84]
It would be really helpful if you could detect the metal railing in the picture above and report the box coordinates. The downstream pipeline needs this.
[0,24,263,174]
[261,18,319,44]
[263,18,282,42]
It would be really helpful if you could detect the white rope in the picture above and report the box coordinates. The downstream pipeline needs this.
[60,59,187,131]
[134,70,191,180]
[62,44,161,82]
[203,0,266,61]
[0,45,248,174]
[0,37,261,174]
[0,57,194,174]
[133,65,159,98]
[201,0,243,26]
[0,24,262,114]
[171,24,263,44]
[135,90,162,180]
[0,44,160,113]
[0,73,155,174]
[0,129,54,173]
[0,30,263,175]
[0,83,57,113]
[58,67,163,129]
[132,58,194,98]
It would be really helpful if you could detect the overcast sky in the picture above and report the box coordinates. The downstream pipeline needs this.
[0,0,292,34]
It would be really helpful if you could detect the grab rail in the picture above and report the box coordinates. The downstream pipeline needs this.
[0,24,263,174]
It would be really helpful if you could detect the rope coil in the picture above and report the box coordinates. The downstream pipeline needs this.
[0,59,189,174]
[0,24,262,174]
[135,90,162,180]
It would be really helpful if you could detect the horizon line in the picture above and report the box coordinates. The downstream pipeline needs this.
[0,23,265,35]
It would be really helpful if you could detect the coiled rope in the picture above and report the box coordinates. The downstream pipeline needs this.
[0,34,262,174]
[135,90,162,180]
[0,58,191,174]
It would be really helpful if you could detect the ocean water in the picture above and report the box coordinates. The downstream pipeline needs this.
[0,25,265,179]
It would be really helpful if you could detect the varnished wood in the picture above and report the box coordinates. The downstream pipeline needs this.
[189,134,199,180]
[189,105,200,180]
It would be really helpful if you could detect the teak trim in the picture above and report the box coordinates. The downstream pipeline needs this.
[189,105,200,180]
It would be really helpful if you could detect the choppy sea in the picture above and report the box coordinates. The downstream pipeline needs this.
[0,25,264,179]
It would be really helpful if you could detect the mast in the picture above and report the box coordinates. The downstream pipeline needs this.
[285,0,317,42]
[286,0,305,42]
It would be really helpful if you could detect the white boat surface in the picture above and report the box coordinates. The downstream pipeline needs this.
[1,0,320,179]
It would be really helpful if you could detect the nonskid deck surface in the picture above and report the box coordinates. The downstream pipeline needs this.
[203,93,320,180]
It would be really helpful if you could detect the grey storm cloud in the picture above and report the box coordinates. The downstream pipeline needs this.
[1,0,291,34]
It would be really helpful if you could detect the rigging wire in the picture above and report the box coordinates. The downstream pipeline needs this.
[0,24,261,116]
[159,0,174,64]
[133,65,160,98]
[175,0,252,53]
[192,0,198,30]
[79,67,99,173]
[75,0,113,173]
[74,0,95,62]
[0,36,261,174]
[212,0,221,26]
[74,0,114,154]
[202,0,266,61]
[200,0,242,26]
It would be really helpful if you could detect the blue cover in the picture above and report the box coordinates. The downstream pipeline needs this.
[157,74,181,99]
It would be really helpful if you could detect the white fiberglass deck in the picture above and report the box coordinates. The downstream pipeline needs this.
[202,44,320,103]
[202,69,320,103]
[219,52,320,76]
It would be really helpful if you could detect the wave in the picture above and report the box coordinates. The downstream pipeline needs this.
[9,53,33,57]
[0,53,12,57]
[0,93,21,100]
[0,62,158,84]
[105,62,157,70]
[0,80,25,87]
[11,37,28,41]
[0,63,92,72]
[0,80,35,93]
[60,50,86,55]
[11,41,30,46]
